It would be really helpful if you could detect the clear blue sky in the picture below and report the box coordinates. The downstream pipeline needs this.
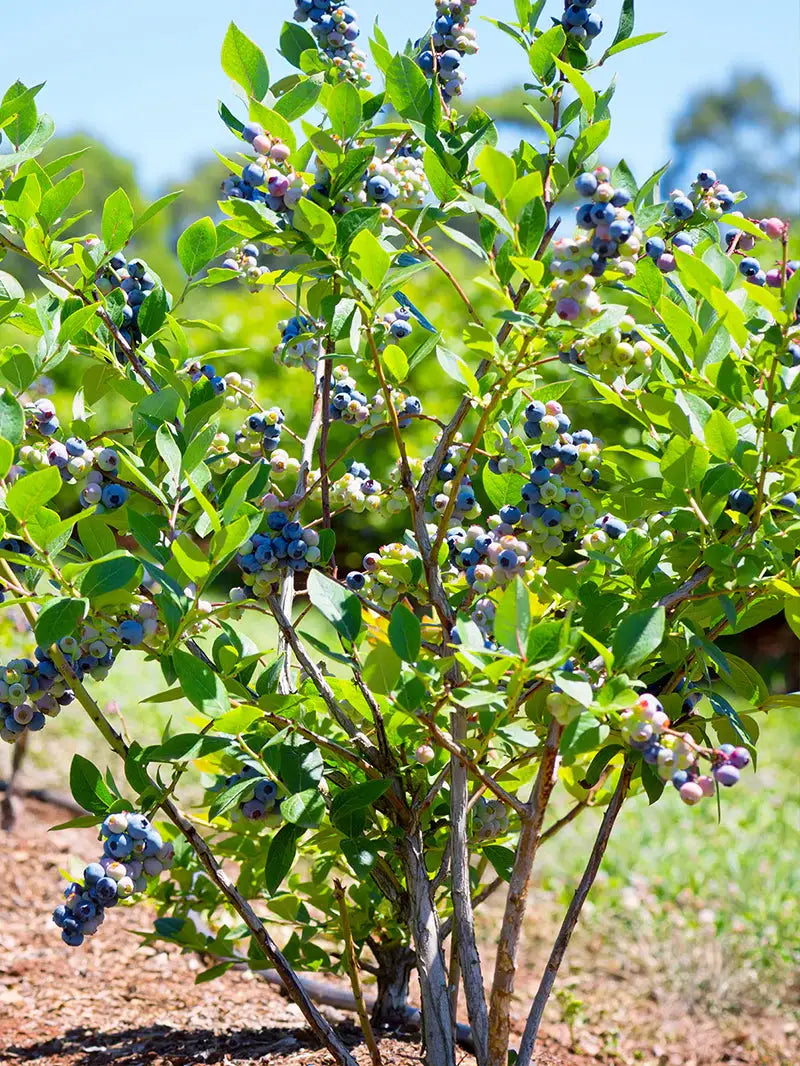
[4,1,799,193]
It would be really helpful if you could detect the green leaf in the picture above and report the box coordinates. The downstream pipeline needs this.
[7,466,62,521]
[265,823,304,894]
[69,754,115,815]
[306,570,362,642]
[221,22,270,101]
[39,169,84,227]
[330,779,391,837]
[177,216,217,276]
[173,647,230,716]
[341,838,380,877]
[605,32,665,59]
[382,343,408,382]
[348,228,390,289]
[561,713,608,759]
[704,409,738,460]
[327,80,362,141]
[385,55,431,122]
[0,437,13,480]
[248,101,297,152]
[609,0,635,49]
[660,437,709,490]
[612,607,665,670]
[132,191,184,236]
[77,553,141,599]
[146,733,231,763]
[526,621,568,670]
[281,787,326,828]
[58,302,100,344]
[273,75,323,121]
[279,21,318,68]
[293,196,337,252]
[0,390,24,445]
[529,25,566,82]
[388,603,421,662]
[481,465,529,510]
[554,58,594,120]
[517,196,547,256]
[137,285,168,336]
[208,776,260,820]
[476,144,516,201]
[101,188,134,250]
[494,577,531,658]
[35,596,88,648]
[568,120,611,173]
[424,148,460,202]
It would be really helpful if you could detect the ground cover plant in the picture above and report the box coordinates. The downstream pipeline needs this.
[0,2,798,1065]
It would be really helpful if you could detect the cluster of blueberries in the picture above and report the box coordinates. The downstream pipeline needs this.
[553,168,642,324]
[620,694,750,806]
[234,499,322,600]
[427,445,481,523]
[276,315,323,370]
[330,367,373,425]
[216,764,281,823]
[447,516,534,591]
[25,396,61,437]
[561,1,603,44]
[345,542,423,607]
[95,253,159,347]
[181,357,257,407]
[53,811,174,947]
[560,314,653,380]
[522,400,602,489]
[329,460,384,515]
[292,0,371,87]
[472,796,510,842]
[18,431,128,512]
[0,613,148,745]
[417,1,479,102]
[221,243,271,288]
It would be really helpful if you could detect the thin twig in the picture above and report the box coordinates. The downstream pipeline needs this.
[334,880,383,1066]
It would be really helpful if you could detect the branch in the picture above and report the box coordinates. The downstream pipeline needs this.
[515,760,635,1066]
[334,880,383,1066]
[41,637,359,1066]
[487,719,563,1066]
[266,593,384,770]
[278,354,327,694]
[393,216,485,326]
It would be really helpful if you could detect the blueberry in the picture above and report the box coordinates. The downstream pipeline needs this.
[738,257,760,278]
[242,121,264,144]
[672,196,694,220]
[93,876,118,904]
[499,505,521,525]
[727,488,754,514]
[497,549,518,569]
[242,163,266,189]
[574,172,598,198]
[776,491,797,510]
[346,571,365,591]
[117,619,144,647]
[101,484,128,509]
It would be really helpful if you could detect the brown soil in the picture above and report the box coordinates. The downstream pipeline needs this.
[0,798,796,1066]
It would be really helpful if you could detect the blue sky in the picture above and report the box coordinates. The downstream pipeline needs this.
[4,1,799,193]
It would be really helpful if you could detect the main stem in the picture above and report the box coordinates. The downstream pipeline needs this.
[402,827,456,1066]
[515,760,634,1066]
[486,719,563,1066]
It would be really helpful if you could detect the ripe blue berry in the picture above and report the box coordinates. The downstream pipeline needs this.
[727,488,754,514]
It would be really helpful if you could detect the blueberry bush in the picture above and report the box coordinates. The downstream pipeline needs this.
[0,3,798,1065]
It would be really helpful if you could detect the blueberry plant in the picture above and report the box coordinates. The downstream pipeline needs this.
[0,2,798,1065]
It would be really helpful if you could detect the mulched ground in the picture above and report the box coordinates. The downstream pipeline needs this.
[0,797,796,1066]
